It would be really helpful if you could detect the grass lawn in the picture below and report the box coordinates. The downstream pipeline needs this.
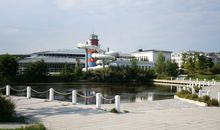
[188,74,220,81]
[0,124,46,130]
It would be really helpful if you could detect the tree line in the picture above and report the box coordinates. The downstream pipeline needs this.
[181,52,220,76]
[154,53,179,79]
[0,53,184,84]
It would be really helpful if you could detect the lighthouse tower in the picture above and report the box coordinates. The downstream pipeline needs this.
[88,34,99,67]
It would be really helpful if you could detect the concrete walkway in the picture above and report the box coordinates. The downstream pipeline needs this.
[203,84,220,99]
[7,96,220,130]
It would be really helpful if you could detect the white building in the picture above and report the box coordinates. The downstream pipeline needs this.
[111,58,154,70]
[18,49,85,74]
[171,53,183,68]
[132,49,172,63]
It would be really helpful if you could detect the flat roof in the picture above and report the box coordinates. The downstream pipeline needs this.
[133,49,172,53]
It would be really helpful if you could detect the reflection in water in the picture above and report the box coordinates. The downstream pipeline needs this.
[148,93,154,101]
[2,83,177,104]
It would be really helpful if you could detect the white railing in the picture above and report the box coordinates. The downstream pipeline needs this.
[0,85,121,112]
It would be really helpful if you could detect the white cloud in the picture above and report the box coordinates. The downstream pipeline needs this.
[1,0,220,53]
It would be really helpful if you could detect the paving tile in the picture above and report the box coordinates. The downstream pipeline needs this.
[5,96,219,130]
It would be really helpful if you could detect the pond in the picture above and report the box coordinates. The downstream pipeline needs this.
[0,82,177,104]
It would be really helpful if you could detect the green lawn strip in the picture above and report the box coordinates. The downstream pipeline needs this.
[0,124,46,130]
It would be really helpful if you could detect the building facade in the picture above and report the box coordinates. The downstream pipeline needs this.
[110,58,154,70]
[171,53,183,68]
[131,49,172,69]
[18,49,85,75]
[132,49,172,63]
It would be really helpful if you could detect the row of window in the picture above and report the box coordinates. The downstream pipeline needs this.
[38,54,84,58]
[19,63,84,73]
[137,56,148,61]
[138,66,152,70]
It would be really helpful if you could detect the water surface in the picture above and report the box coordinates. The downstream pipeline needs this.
[1,82,176,104]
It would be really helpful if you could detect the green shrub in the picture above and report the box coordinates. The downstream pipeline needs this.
[176,90,219,107]
[185,94,192,99]
[207,99,219,106]
[191,94,198,100]
[0,124,46,130]
[123,110,129,113]
[176,90,191,98]
[0,94,15,122]
[202,95,210,103]
[194,86,202,93]
[110,108,119,113]
[197,97,204,102]
[197,95,210,103]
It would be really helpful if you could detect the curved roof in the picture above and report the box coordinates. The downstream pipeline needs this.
[32,49,85,56]
[19,56,85,64]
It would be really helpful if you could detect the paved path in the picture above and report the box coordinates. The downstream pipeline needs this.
[203,84,220,99]
[8,96,220,130]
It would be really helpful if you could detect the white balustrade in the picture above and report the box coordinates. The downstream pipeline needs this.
[27,86,31,99]
[115,95,120,112]
[3,85,123,111]
[6,85,10,96]
[72,90,77,104]
[49,88,54,101]
[207,91,210,97]
[199,90,202,97]
[218,92,220,103]
[191,87,195,94]
[96,93,101,109]
[202,81,205,87]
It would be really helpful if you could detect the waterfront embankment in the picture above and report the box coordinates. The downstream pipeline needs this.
[6,96,220,130]
[153,79,218,86]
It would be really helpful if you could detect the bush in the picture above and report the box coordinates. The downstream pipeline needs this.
[176,90,219,107]
[191,94,198,100]
[176,90,191,98]
[207,99,219,106]
[202,95,210,103]
[156,74,171,80]
[0,94,15,122]
[123,110,129,113]
[194,86,202,93]
[110,108,119,113]
[197,97,204,102]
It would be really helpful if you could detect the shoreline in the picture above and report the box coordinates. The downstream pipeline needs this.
[1,78,219,87]
[4,96,220,130]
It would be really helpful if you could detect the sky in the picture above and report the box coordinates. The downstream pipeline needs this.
[0,0,220,54]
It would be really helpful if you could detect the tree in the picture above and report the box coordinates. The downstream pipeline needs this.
[129,58,139,80]
[206,58,214,70]
[0,54,18,84]
[195,54,206,71]
[60,63,75,82]
[23,60,48,82]
[211,62,220,74]
[75,65,82,80]
[165,60,179,77]
[182,52,215,75]
[182,56,195,74]
[155,53,166,74]
[0,94,15,122]
[60,63,74,76]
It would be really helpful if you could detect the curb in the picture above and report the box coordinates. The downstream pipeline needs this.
[174,95,207,106]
